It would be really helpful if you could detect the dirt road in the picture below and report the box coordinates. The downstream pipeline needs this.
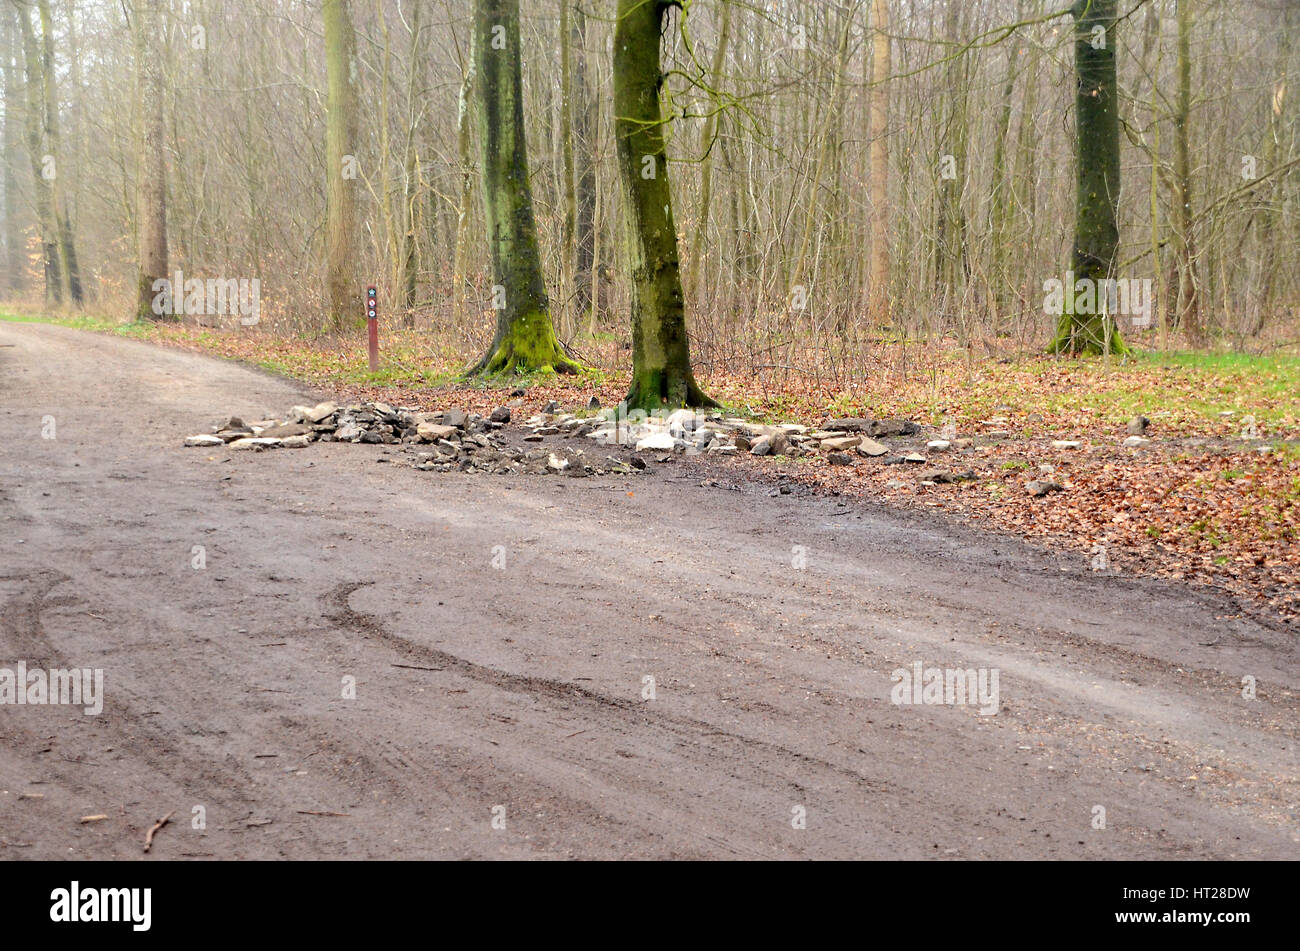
[0,321,1294,859]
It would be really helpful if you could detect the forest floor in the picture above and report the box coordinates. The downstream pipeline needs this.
[0,318,1295,859]
[7,311,1297,623]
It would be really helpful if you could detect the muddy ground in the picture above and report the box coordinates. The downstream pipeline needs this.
[0,321,1295,859]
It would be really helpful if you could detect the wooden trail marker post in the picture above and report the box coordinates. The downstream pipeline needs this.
[366,285,378,371]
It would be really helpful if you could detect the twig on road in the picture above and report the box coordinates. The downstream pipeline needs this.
[143,810,175,853]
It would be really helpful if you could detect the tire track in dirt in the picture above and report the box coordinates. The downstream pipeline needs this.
[0,567,342,859]
[327,580,896,794]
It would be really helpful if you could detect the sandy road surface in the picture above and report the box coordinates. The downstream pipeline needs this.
[0,321,1295,859]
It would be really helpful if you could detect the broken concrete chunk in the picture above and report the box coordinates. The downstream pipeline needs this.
[417,422,458,442]
[635,432,676,452]
[229,437,282,451]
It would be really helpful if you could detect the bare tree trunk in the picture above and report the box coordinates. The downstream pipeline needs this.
[12,0,59,306]
[866,0,891,327]
[376,1,396,320]
[988,26,1017,330]
[135,0,168,321]
[1012,11,1042,335]
[1253,0,1295,334]
[934,0,968,310]
[36,0,78,305]
[1171,0,1202,342]
[572,3,595,323]
[450,32,475,314]
[559,0,576,336]
[399,0,423,323]
[790,8,852,295]
[1,3,22,293]
[62,0,85,245]
[686,0,731,307]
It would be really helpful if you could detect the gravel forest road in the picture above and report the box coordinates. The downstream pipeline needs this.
[0,321,1295,860]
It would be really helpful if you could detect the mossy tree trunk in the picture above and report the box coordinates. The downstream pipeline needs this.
[323,0,359,332]
[613,0,715,410]
[1050,0,1129,355]
[468,0,579,376]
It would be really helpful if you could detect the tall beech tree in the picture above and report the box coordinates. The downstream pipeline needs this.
[1,3,22,294]
[1050,0,1129,355]
[323,0,359,331]
[35,0,79,305]
[468,0,579,375]
[613,0,714,409]
[570,3,596,323]
[866,0,891,326]
[1170,0,1202,342]
[12,0,58,305]
[685,0,730,306]
[135,0,167,321]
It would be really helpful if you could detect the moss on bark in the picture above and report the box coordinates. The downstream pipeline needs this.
[1051,0,1129,356]
[613,0,716,411]
[467,0,580,378]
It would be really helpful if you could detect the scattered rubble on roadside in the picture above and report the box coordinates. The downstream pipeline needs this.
[184,397,1192,499]
[185,400,635,477]
[184,400,944,479]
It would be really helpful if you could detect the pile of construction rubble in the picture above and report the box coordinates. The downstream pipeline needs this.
[183,398,934,477]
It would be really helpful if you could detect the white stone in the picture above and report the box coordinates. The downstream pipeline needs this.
[665,409,704,431]
[635,432,677,451]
